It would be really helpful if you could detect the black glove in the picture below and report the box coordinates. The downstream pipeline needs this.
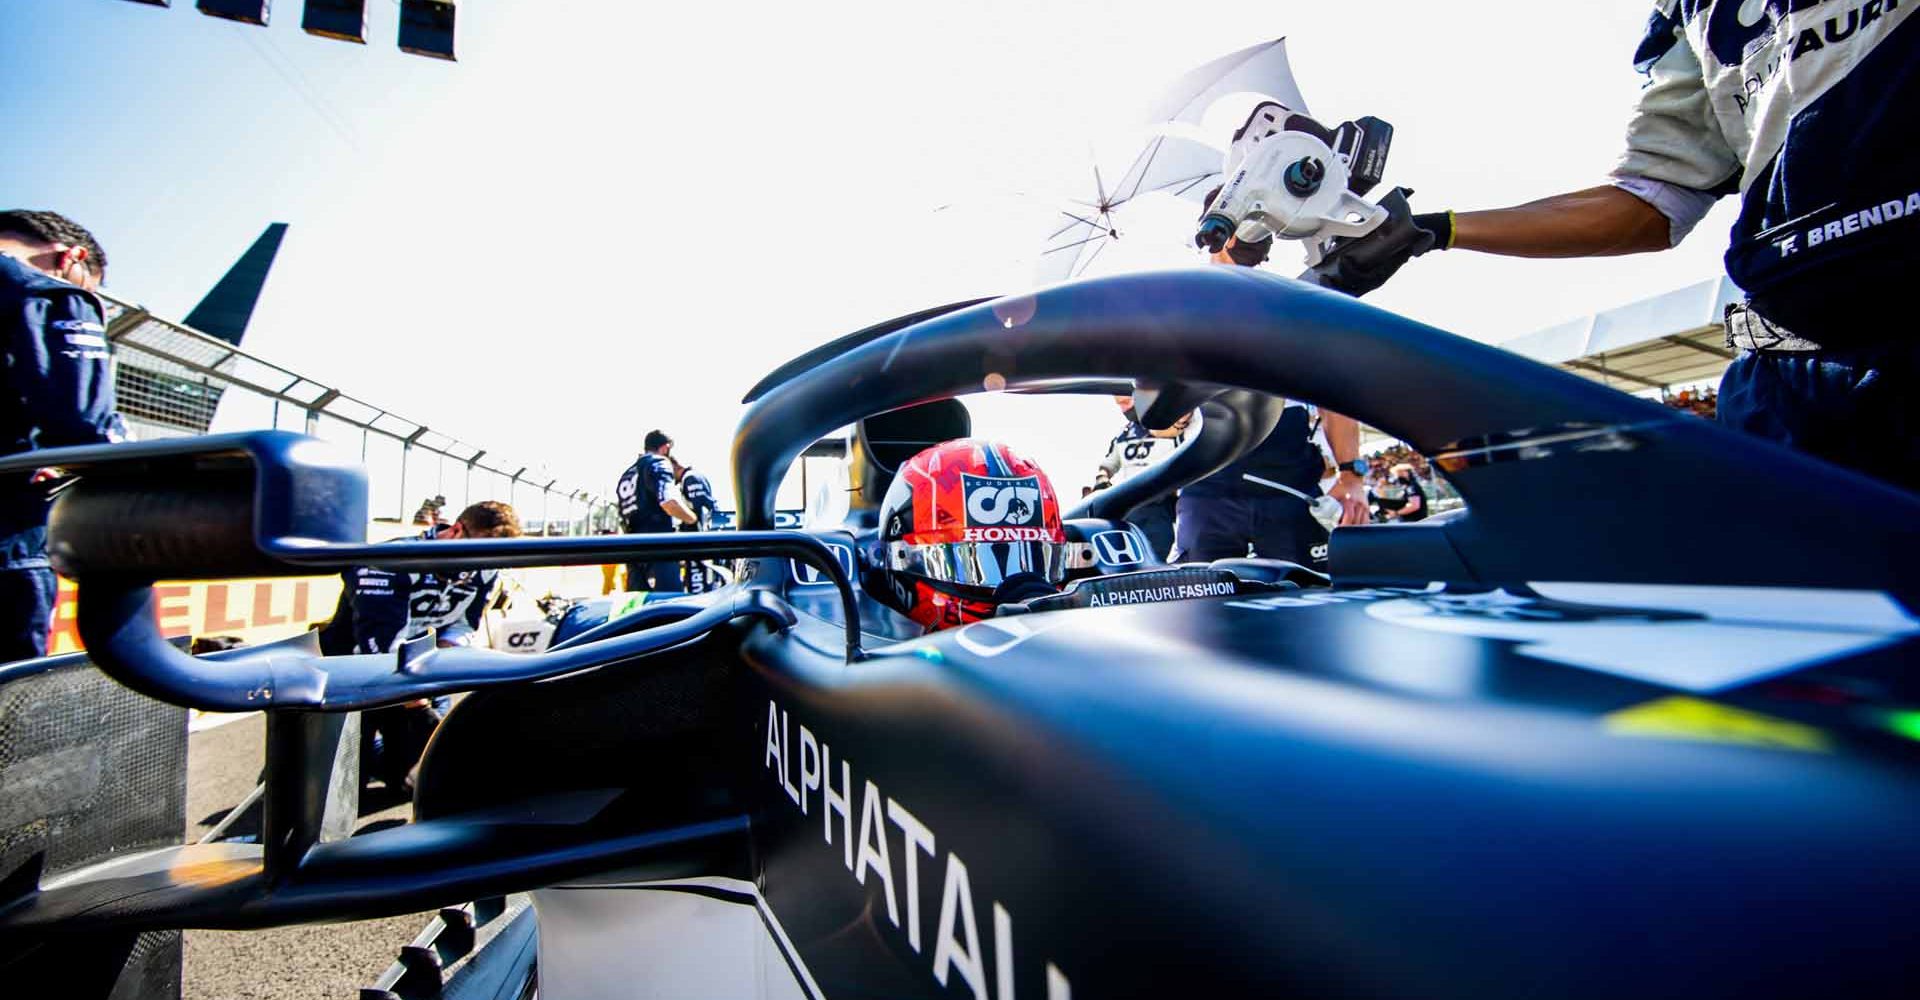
[1225,235,1273,267]
[1307,188,1436,298]
[1412,211,1454,252]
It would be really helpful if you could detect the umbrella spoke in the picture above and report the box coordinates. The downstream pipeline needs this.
[1116,137,1162,203]
[1055,209,1107,231]
[1046,217,1090,240]
[1043,231,1116,256]
[1146,171,1219,195]
[1075,238,1111,276]
[1171,174,1217,197]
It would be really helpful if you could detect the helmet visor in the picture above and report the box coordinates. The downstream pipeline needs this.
[888,539,1068,589]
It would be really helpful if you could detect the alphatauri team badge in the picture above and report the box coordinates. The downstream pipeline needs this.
[962,474,1041,527]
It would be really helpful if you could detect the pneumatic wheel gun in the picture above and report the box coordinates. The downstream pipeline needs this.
[1195,104,1396,267]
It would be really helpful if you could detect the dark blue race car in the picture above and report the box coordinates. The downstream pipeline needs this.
[2,267,1916,999]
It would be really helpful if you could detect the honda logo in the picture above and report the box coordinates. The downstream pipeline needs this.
[1093,529,1146,566]
[793,542,856,586]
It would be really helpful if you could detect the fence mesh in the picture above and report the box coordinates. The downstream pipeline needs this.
[99,297,617,535]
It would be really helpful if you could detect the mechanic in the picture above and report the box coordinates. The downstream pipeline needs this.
[1093,395,1189,559]
[316,500,523,790]
[872,439,1068,632]
[1170,199,1373,570]
[670,456,720,592]
[0,210,124,663]
[616,430,697,592]
[1376,463,1428,523]
[1403,3,1918,491]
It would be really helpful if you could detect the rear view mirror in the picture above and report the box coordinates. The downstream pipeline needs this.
[0,431,369,581]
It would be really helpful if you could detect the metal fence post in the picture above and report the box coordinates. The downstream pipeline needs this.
[99,292,607,542]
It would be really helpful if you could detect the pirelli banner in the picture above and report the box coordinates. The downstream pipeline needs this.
[46,575,345,655]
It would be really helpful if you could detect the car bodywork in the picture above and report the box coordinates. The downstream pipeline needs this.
[1,267,1917,998]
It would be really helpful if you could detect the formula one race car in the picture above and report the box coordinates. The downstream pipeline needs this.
[2,266,1918,999]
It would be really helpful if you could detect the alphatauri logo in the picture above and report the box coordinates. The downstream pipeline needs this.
[963,475,1041,527]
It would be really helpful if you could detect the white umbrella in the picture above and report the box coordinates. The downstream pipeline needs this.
[1143,36,1311,125]
[1034,133,1224,284]
[1033,37,1317,285]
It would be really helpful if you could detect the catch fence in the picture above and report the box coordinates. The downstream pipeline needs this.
[99,295,618,536]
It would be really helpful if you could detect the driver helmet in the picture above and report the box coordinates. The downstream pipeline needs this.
[876,439,1068,631]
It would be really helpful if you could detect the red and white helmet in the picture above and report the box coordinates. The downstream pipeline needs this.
[876,439,1068,631]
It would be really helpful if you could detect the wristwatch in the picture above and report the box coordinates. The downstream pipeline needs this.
[1336,458,1370,475]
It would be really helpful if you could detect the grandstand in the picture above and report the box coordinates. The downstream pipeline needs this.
[1496,275,1740,395]
[1360,274,1741,506]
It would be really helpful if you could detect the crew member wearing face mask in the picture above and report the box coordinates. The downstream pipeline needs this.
[0,210,124,663]
[1378,463,1428,523]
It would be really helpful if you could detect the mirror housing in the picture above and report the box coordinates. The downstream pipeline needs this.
[0,431,369,581]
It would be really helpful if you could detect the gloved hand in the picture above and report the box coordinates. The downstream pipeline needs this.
[1307,188,1436,298]
[1412,210,1455,251]
[1224,235,1273,267]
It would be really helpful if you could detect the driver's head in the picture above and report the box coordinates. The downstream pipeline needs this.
[875,439,1067,632]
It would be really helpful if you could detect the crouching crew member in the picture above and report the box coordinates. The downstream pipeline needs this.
[317,501,522,790]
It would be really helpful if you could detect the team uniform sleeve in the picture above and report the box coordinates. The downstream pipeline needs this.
[690,476,718,518]
[466,572,497,634]
[1610,4,1740,243]
[348,568,412,654]
[12,290,124,448]
[1096,435,1123,481]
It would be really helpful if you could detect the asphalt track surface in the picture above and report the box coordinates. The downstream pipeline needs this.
[183,714,426,1000]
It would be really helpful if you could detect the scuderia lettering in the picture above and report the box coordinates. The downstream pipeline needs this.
[763,700,1073,1000]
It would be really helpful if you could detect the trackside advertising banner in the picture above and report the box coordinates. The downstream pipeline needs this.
[46,575,345,655]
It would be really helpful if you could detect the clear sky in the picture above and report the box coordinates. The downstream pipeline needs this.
[0,1,1736,508]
